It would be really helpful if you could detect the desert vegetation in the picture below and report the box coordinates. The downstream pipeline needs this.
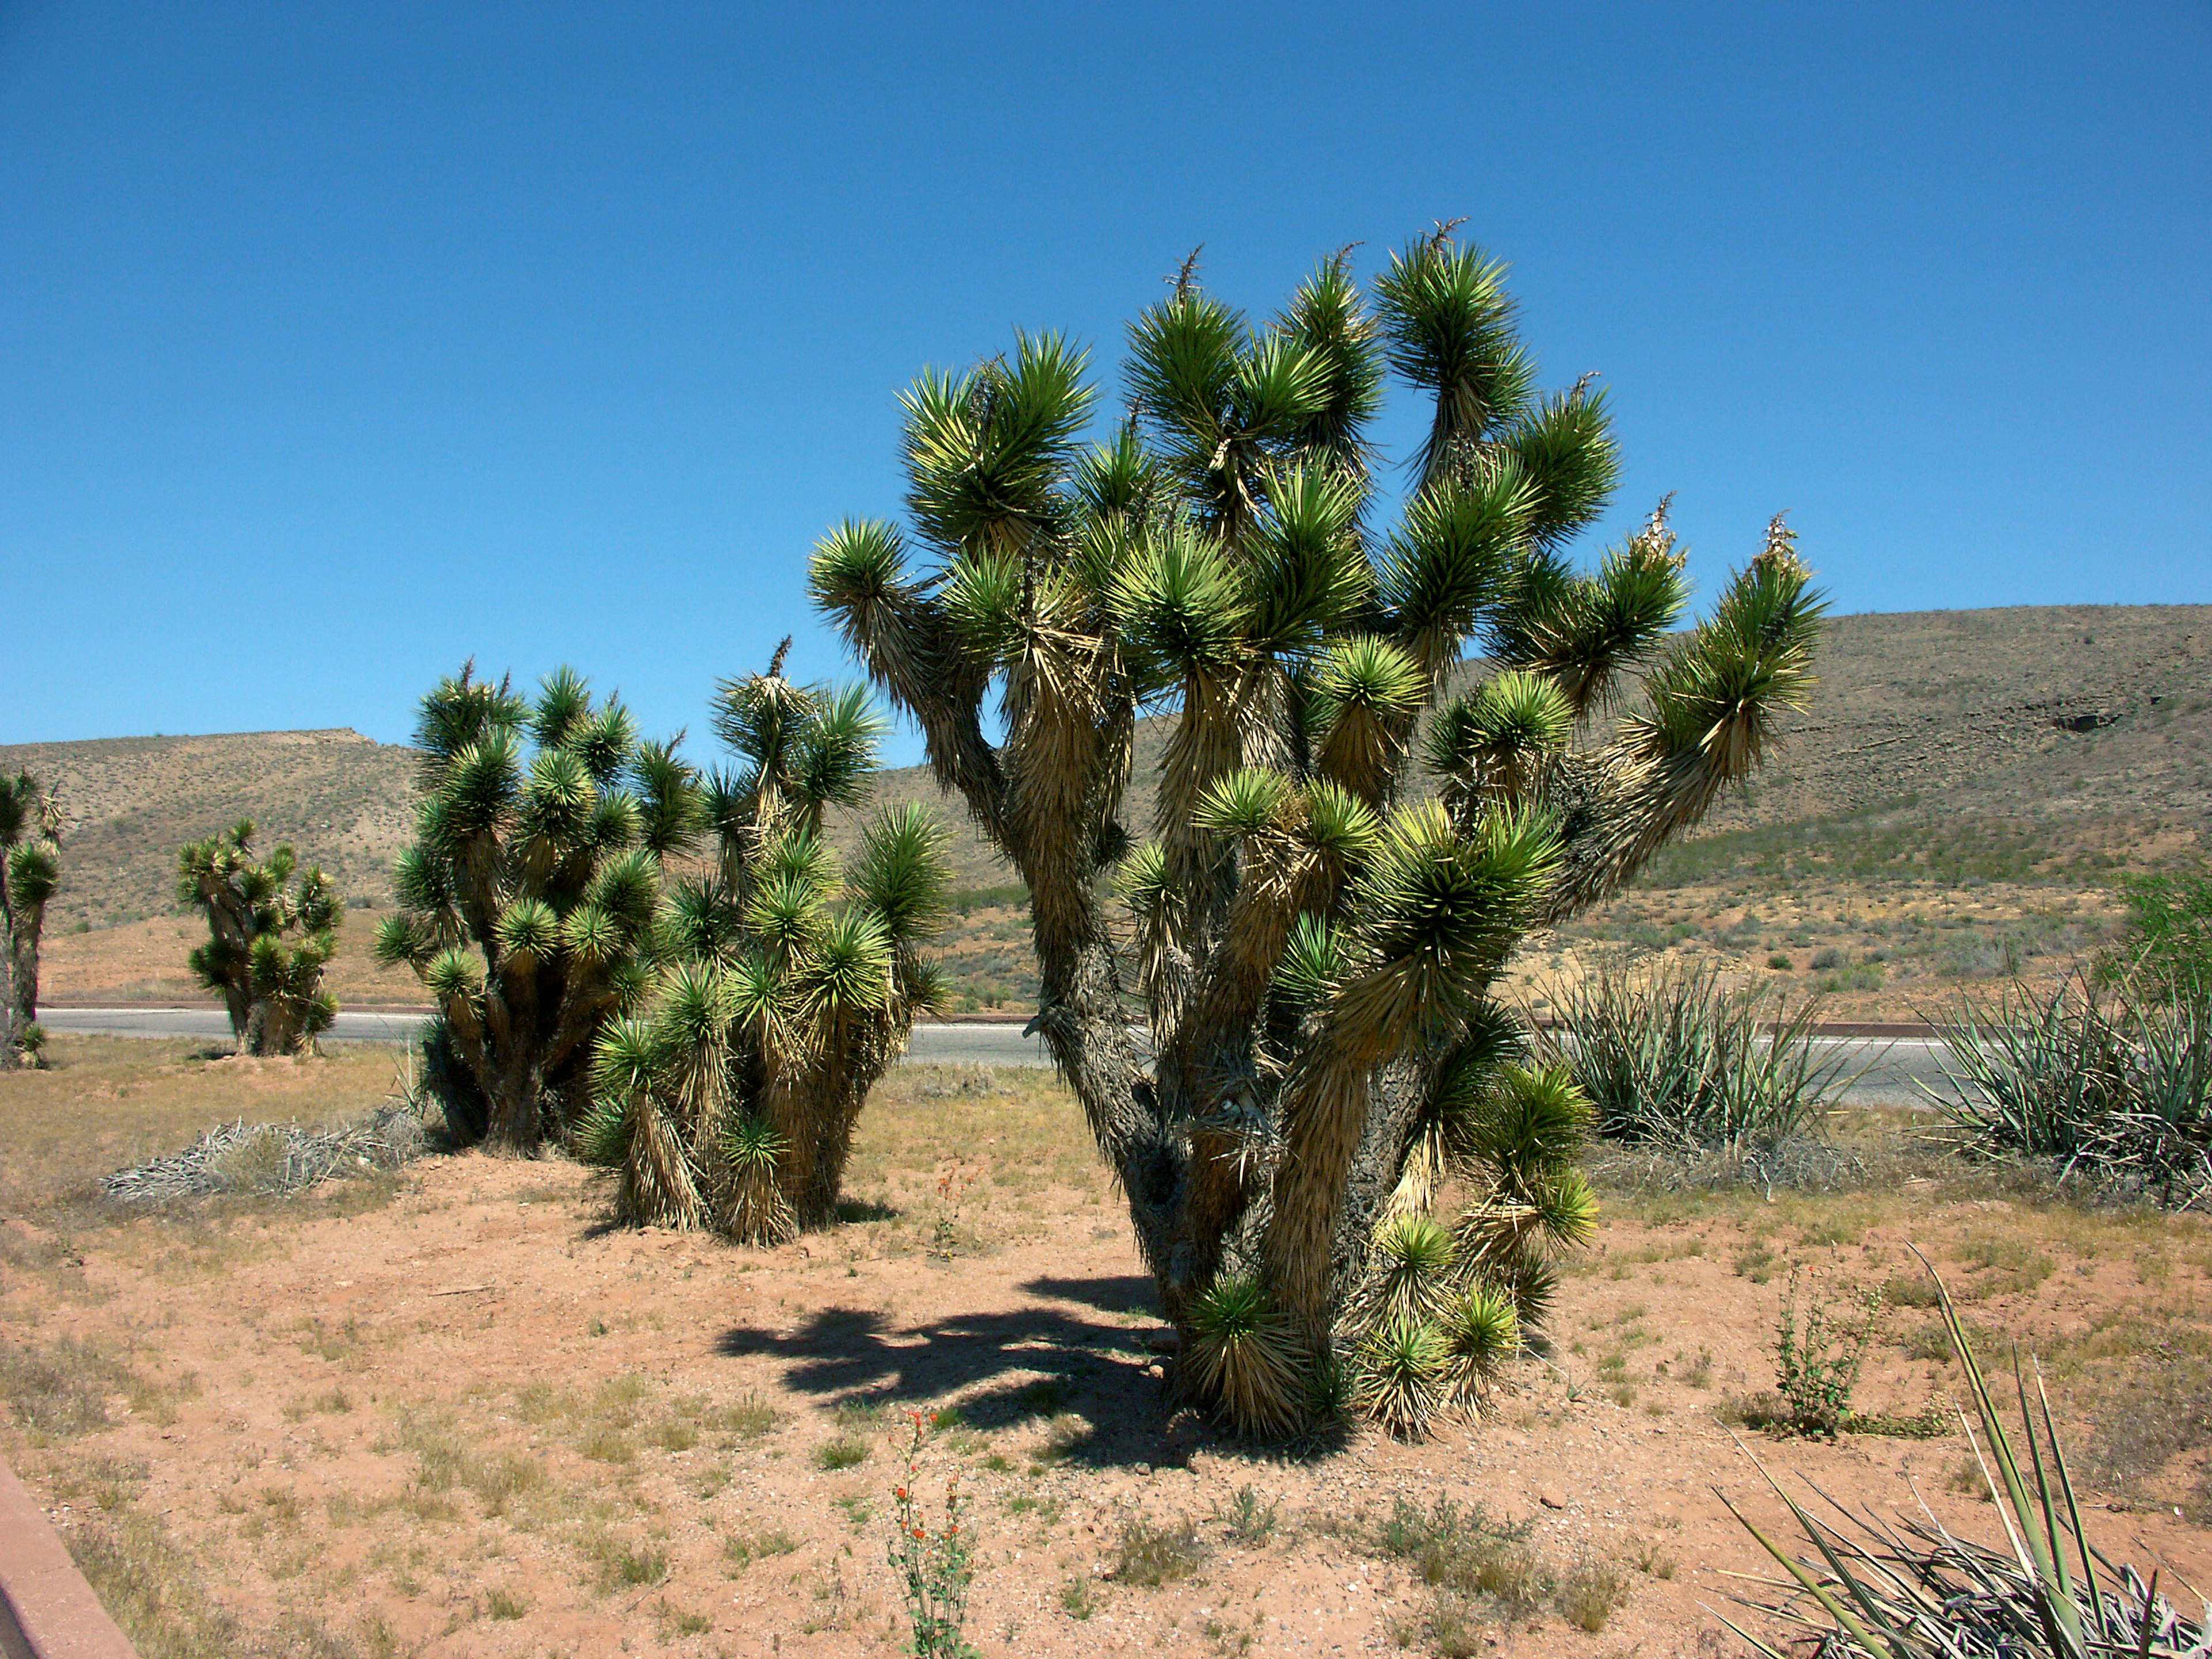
[372,666,694,1149]
[1,768,62,1063]
[5,1037,2212,1657]
[176,820,342,1056]
[575,646,952,1238]
[809,228,1821,1435]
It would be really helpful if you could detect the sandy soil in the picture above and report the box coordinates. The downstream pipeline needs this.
[5,1074,2211,1658]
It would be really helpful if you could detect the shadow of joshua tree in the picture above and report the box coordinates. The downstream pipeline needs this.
[713,1272,1189,1467]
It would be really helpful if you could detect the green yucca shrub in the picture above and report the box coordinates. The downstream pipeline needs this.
[1544,961,1850,1155]
[1926,976,2212,1205]
[811,229,1822,1436]
[577,646,952,1237]
[1,772,62,1065]
[177,820,342,1056]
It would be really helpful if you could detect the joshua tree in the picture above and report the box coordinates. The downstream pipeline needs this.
[1,772,63,1063]
[177,821,342,1056]
[580,645,952,1237]
[376,665,696,1151]
[810,230,1822,1434]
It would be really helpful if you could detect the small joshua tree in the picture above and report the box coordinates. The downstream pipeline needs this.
[1,772,63,1064]
[579,645,951,1237]
[810,229,1822,1435]
[376,665,696,1150]
[177,820,342,1056]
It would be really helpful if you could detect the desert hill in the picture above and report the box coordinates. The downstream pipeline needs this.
[11,604,2210,1014]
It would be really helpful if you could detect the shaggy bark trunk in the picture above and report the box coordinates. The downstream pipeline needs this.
[3,916,36,1061]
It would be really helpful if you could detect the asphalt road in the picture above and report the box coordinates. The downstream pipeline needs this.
[37,1007,1957,1101]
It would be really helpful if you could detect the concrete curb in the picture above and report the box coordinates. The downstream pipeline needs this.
[0,1453,138,1658]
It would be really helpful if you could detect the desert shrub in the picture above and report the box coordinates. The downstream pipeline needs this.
[1543,962,1851,1154]
[1734,1274,1876,1442]
[887,1411,975,1658]
[1926,978,2212,1203]
[2109,865,2212,997]
[1723,1265,2203,1659]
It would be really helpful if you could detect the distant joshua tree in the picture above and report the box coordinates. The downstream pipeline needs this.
[178,821,342,1056]
[1,772,63,1065]
[809,229,1821,1435]
[578,643,952,1238]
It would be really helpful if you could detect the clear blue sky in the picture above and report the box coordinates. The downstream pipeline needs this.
[4,2,2207,760]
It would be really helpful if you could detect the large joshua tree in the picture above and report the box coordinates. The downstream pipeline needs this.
[1,772,63,1064]
[810,231,1823,1434]
[178,821,343,1056]
[376,665,695,1150]
[581,643,950,1237]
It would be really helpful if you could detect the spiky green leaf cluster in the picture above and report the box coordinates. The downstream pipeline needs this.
[590,652,952,1239]
[378,664,694,1146]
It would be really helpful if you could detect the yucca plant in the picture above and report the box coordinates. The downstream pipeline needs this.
[1181,1272,1309,1440]
[577,646,952,1237]
[1719,1256,2205,1659]
[1,771,62,1065]
[811,229,1823,1434]
[376,665,694,1149]
[1546,961,1853,1155]
[1927,974,2212,1203]
[177,820,342,1056]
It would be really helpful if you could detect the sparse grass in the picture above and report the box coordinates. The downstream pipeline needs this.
[723,1525,800,1572]
[1373,1497,1551,1615]
[1733,1242,1778,1282]
[66,1506,385,1659]
[0,1335,179,1443]
[1059,1575,1099,1619]
[1556,1560,1630,1632]
[1112,1516,1206,1586]
[1214,1484,1281,1545]
[815,1434,870,1470]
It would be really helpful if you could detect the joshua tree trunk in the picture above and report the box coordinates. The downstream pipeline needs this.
[1,773,62,1065]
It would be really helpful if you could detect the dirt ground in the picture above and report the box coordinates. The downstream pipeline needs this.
[3,1044,2211,1659]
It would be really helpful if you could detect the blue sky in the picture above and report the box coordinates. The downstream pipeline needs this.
[3,2,2207,761]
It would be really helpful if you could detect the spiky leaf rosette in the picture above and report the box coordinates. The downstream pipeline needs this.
[719,1112,796,1245]
[1440,1285,1521,1409]
[1181,1274,1308,1440]
[1354,1214,1459,1331]
[590,1018,702,1230]
[1349,1312,1448,1442]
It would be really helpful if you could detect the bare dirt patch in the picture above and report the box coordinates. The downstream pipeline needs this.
[3,1052,2210,1657]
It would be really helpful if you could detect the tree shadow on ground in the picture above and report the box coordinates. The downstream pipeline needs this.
[713,1274,1192,1468]
[1017,1274,1156,1316]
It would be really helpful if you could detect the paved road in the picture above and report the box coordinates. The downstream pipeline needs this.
[37,1007,1956,1101]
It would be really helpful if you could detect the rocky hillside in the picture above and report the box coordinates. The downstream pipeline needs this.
[12,605,2210,1013]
